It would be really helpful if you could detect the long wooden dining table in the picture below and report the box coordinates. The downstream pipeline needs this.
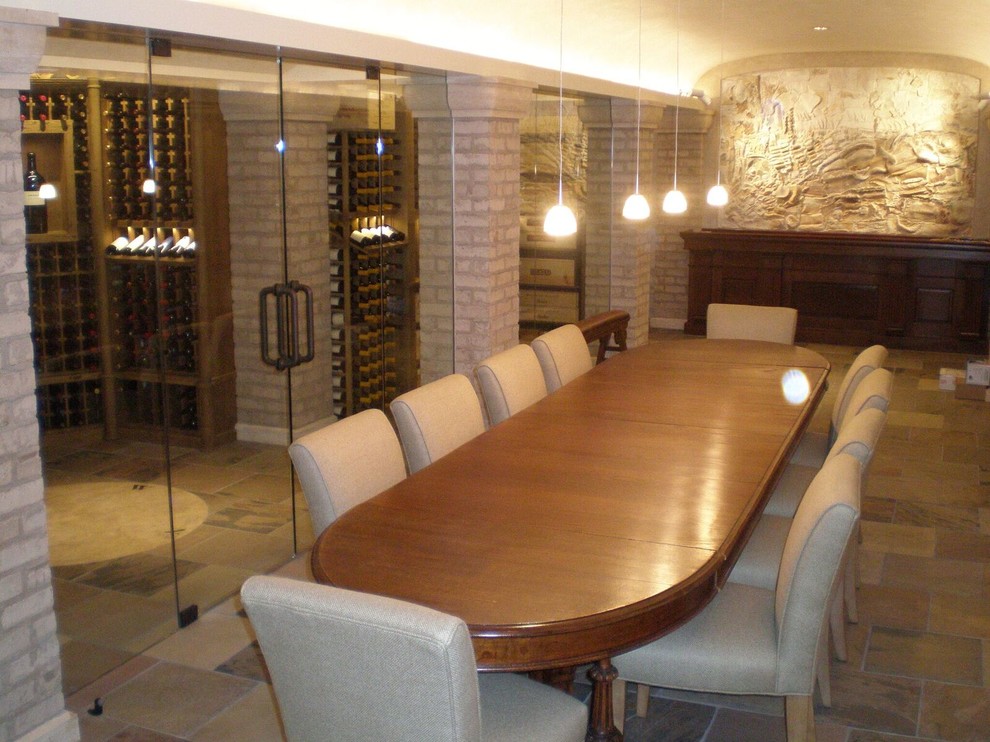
[311,338,830,742]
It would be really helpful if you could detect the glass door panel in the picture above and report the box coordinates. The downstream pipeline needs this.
[29,29,185,695]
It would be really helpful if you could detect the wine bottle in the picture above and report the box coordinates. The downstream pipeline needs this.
[23,152,48,234]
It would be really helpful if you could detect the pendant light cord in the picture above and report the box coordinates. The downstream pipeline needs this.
[557,0,565,204]
[672,0,681,191]
[634,0,642,192]
[715,0,724,187]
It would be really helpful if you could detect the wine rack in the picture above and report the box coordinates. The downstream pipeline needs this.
[99,83,234,447]
[327,125,418,418]
[103,89,192,224]
[20,83,101,432]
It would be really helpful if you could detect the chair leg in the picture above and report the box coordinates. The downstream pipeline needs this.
[612,679,626,733]
[844,540,859,623]
[635,683,650,717]
[785,695,816,742]
[829,589,847,662]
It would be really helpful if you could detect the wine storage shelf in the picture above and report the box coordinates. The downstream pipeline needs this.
[20,80,235,447]
[328,124,418,418]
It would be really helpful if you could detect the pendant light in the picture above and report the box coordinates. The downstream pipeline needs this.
[706,0,729,207]
[544,0,578,236]
[662,0,687,215]
[622,0,650,221]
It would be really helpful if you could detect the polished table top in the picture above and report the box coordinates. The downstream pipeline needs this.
[311,338,829,680]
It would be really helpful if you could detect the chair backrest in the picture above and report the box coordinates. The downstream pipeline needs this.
[830,345,888,436]
[287,408,406,535]
[774,453,860,695]
[531,324,595,393]
[474,344,549,426]
[842,368,893,428]
[390,374,487,473]
[825,406,887,473]
[706,303,798,344]
[241,576,482,742]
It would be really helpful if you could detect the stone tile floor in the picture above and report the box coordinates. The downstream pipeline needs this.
[63,339,990,741]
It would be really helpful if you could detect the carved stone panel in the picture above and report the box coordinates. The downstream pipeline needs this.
[720,68,980,237]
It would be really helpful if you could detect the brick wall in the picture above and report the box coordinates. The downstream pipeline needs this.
[0,8,79,741]
[220,93,334,441]
[407,75,530,378]
[651,108,710,329]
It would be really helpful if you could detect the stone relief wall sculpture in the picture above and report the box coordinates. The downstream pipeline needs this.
[720,68,979,237]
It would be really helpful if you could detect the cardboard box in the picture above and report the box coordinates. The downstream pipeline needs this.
[965,359,990,387]
[520,257,576,287]
[939,368,965,391]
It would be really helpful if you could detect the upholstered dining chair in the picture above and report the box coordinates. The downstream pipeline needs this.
[732,407,887,671]
[474,344,549,426]
[789,345,888,468]
[706,302,798,344]
[287,408,406,536]
[613,452,861,742]
[241,576,589,742]
[390,373,487,473]
[531,323,595,393]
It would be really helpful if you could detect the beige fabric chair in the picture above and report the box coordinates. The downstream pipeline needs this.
[390,373,487,473]
[732,408,887,668]
[790,345,888,467]
[241,576,588,742]
[531,324,595,393]
[287,408,406,536]
[474,344,549,426]
[706,303,798,344]
[614,453,860,742]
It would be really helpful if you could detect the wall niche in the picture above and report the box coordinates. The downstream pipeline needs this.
[719,67,980,237]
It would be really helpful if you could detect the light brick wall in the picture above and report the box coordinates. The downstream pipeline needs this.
[651,108,711,329]
[580,99,662,348]
[0,8,80,742]
[220,92,335,442]
[407,76,531,378]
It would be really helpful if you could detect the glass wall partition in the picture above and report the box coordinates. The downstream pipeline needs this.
[27,24,455,695]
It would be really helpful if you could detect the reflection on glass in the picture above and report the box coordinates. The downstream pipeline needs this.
[781,369,811,405]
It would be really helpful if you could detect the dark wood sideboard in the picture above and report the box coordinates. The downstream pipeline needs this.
[683,229,990,353]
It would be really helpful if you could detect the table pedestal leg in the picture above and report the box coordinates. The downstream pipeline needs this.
[586,658,622,742]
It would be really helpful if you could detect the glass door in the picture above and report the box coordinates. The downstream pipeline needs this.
[30,30,197,695]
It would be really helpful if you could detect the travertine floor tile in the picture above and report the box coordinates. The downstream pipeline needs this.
[918,682,990,741]
[865,628,982,684]
[856,584,929,631]
[882,554,984,597]
[190,684,284,742]
[102,662,255,738]
[818,665,921,736]
[930,593,990,638]
[145,609,256,671]
[861,522,936,557]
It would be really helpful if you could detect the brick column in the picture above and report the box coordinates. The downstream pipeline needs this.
[406,75,531,379]
[652,107,712,329]
[579,98,663,348]
[0,9,81,742]
[220,92,337,443]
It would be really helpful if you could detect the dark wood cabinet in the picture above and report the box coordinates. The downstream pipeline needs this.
[683,229,990,353]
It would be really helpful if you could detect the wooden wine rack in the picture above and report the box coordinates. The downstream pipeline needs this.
[20,80,235,447]
[327,121,418,418]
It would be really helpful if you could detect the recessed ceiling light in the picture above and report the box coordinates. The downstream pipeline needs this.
[813,25,828,31]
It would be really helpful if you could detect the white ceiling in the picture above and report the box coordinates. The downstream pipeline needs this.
[8,0,990,99]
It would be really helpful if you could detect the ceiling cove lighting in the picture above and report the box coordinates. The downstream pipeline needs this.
[706,0,729,208]
[622,0,650,221]
[662,0,687,215]
[544,0,578,237]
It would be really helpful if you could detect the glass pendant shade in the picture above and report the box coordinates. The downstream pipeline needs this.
[622,192,650,220]
[706,183,729,207]
[142,178,157,195]
[662,188,687,214]
[544,201,578,236]
[38,183,57,200]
